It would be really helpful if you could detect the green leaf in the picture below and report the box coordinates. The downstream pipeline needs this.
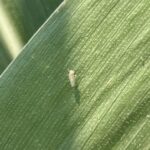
[0,0,150,149]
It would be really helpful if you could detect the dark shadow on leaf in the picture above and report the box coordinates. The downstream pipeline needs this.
[73,85,81,105]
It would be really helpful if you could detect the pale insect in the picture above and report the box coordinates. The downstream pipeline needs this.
[68,70,76,87]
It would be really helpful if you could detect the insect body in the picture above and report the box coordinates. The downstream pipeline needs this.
[68,70,76,87]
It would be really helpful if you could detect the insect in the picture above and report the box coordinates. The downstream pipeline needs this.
[68,70,76,87]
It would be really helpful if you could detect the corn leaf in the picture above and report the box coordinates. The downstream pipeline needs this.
[0,0,150,149]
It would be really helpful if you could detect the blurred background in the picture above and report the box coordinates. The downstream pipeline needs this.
[0,0,63,74]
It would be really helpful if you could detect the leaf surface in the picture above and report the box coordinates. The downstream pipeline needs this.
[0,0,150,149]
